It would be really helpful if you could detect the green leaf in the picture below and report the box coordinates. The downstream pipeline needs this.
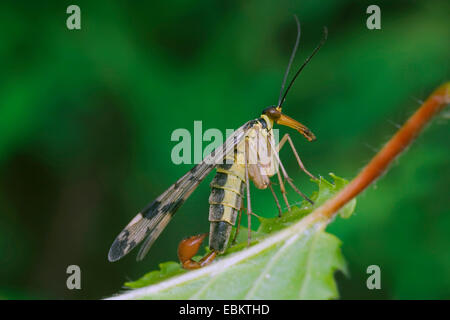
[112,173,355,300]
[309,173,356,219]
[124,262,186,289]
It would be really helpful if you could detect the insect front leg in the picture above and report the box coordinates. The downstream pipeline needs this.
[279,161,314,205]
[278,133,318,180]
[178,234,217,270]
[270,137,314,205]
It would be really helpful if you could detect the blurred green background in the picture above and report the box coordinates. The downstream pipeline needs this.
[0,0,448,299]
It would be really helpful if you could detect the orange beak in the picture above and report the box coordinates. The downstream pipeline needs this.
[276,113,316,141]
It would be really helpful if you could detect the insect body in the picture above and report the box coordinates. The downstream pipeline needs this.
[208,160,246,253]
[108,17,327,269]
[208,116,277,253]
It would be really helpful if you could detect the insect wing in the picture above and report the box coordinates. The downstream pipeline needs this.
[108,121,251,262]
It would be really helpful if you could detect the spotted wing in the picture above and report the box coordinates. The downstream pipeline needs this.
[108,121,252,262]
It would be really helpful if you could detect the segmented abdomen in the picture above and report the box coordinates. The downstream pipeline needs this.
[208,160,245,253]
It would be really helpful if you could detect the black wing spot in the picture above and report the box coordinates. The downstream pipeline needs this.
[108,230,131,262]
[190,164,199,173]
[160,198,185,215]
[141,200,161,219]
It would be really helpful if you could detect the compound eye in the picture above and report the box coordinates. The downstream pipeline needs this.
[262,106,281,120]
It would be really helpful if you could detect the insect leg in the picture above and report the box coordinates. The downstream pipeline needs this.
[277,168,291,211]
[178,234,217,270]
[269,182,283,216]
[286,177,313,205]
[270,137,314,205]
[278,133,318,180]
[245,137,252,246]
[232,207,243,245]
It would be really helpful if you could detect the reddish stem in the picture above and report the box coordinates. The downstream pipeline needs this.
[316,82,449,219]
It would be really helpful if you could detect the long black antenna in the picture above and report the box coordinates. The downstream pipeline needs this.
[277,15,301,107]
[278,25,328,108]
